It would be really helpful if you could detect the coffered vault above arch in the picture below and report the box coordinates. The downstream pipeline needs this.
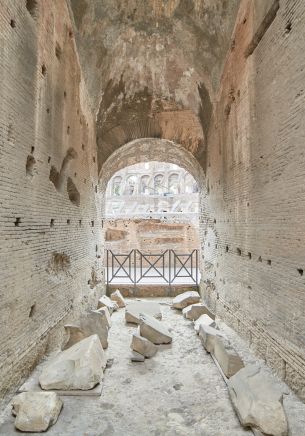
[68,0,240,170]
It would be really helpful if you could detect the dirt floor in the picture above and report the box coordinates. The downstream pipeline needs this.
[1,298,305,436]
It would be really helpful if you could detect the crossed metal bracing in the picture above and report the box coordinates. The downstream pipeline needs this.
[106,249,199,285]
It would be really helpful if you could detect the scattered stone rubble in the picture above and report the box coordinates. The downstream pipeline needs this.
[172,290,200,309]
[194,314,216,333]
[98,295,119,314]
[131,332,158,358]
[110,289,126,308]
[64,309,110,350]
[39,335,107,391]
[8,294,291,436]
[139,313,172,344]
[213,336,244,378]
[173,290,289,436]
[228,365,288,436]
[199,324,223,353]
[125,301,162,324]
[182,303,215,321]
[12,392,63,432]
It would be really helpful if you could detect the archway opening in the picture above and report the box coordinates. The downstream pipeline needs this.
[99,138,207,297]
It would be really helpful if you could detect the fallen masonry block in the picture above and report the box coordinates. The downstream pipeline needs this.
[172,291,200,309]
[131,332,158,358]
[39,335,106,391]
[194,314,216,334]
[130,351,145,362]
[12,392,63,432]
[64,309,109,350]
[213,336,244,378]
[110,289,126,308]
[64,324,84,349]
[139,313,172,344]
[125,301,162,324]
[182,303,215,321]
[98,295,119,314]
[228,365,288,436]
[96,306,112,329]
[198,324,223,353]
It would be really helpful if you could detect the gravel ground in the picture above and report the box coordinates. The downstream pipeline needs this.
[0,298,304,435]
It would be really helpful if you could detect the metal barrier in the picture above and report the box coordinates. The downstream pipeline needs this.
[106,249,199,286]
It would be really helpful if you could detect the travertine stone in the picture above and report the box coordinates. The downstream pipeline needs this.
[131,333,158,358]
[110,290,126,308]
[96,306,112,329]
[228,365,288,436]
[125,301,162,324]
[182,303,214,321]
[64,309,109,349]
[64,325,85,349]
[199,324,223,353]
[39,335,106,390]
[172,291,200,309]
[194,314,216,334]
[139,313,172,344]
[130,351,145,362]
[12,392,63,432]
[214,336,244,378]
[98,295,119,314]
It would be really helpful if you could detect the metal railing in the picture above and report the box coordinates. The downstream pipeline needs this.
[106,249,199,286]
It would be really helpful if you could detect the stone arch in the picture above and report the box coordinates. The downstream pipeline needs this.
[99,138,206,198]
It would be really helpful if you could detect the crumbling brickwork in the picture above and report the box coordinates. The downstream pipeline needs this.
[0,0,103,402]
[202,0,305,400]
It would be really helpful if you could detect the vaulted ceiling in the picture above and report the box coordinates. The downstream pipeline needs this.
[69,0,240,170]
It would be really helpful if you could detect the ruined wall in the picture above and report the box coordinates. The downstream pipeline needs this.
[104,218,199,260]
[0,0,103,402]
[202,0,305,399]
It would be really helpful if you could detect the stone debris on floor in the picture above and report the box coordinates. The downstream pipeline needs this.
[110,290,126,308]
[125,300,162,324]
[39,334,106,391]
[131,332,158,358]
[182,302,215,321]
[1,295,305,435]
[97,295,119,314]
[172,290,201,309]
[11,392,62,433]
[194,313,216,333]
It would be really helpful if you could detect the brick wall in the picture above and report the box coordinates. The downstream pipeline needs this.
[0,0,103,403]
[201,0,305,399]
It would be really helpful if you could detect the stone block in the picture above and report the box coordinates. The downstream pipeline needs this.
[96,306,112,329]
[139,313,172,344]
[130,351,145,362]
[125,301,162,324]
[97,295,119,314]
[12,392,63,432]
[228,365,288,436]
[182,303,214,321]
[194,314,216,334]
[39,335,106,391]
[110,289,126,308]
[198,324,223,353]
[64,309,109,349]
[131,332,158,358]
[172,291,200,309]
[214,336,244,378]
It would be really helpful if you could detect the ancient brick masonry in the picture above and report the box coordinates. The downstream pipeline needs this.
[202,0,305,400]
[0,0,103,403]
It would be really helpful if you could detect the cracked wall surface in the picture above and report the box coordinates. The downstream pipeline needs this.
[201,0,305,400]
[0,0,103,403]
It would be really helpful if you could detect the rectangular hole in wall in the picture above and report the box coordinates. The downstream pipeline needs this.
[14,217,21,227]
